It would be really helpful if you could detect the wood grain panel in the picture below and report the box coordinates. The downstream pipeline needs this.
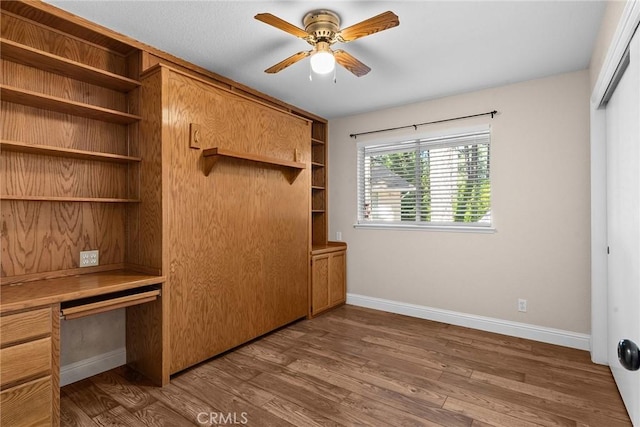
[51,303,61,427]
[1,200,126,277]
[329,250,346,306]
[311,254,330,315]
[0,376,52,427]
[131,68,164,270]
[0,337,51,388]
[153,67,310,373]
[1,12,128,75]
[1,38,140,92]
[126,290,168,385]
[0,102,129,155]
[0,306,51,347]
[2,60,128,112]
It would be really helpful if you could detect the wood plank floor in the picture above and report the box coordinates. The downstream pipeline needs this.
[61,305,632,426]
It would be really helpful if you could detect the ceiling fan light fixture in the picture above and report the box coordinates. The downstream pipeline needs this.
[310,42,335,74]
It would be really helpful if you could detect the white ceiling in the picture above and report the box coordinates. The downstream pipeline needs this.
[47,1,606,119]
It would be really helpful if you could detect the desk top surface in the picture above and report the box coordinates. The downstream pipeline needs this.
[1,270,165,313]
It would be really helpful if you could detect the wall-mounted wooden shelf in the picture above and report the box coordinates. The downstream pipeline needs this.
[202,147,306,178]
[0,140,142,163]
[1,195,140,203]
[312,186,325,190]
[311,138,325,146]
[312,210,326,213]
[311,162,325,167]
[0,38,141,92]
[0,85,141,124]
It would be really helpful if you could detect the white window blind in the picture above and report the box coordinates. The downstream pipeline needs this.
[357,128,491,229]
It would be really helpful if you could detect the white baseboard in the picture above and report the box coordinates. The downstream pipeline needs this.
[60,347,126,387]
[346,293,591,351]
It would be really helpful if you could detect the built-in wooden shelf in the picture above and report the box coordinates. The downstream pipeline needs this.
[311,162,325,167]
[1,195,140,203]
[312,186,325,190]
[0,140,142,163]
[312,210,326,213]
[311,138,325,146]
[311,241,347,255]
[203,147,306,177]
[0,269,164,313]
[0,85,141,124]
[0,38,141,92]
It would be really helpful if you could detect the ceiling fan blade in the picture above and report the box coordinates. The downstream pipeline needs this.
[255,13,309,39]
[334,50,371,77]
[337,11,399,43]
[265,51,310,74]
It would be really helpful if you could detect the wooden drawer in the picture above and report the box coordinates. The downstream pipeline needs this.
[0,376,52,427]
[0,337,51,388]
[0,307,52,347]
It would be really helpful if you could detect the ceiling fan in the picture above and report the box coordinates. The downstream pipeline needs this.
[255,10,399,77]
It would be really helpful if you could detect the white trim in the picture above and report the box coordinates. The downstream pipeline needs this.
[353,223,496,233]
[590,0,640,364]
[346,293,590,351]
[60,347,126,386]
[590,106,609,364]
[592,0,640,105]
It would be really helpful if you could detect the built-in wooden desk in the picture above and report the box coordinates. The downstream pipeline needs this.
[0,270,167,427]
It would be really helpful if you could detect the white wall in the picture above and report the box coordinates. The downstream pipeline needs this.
[589,0,627,91]
[329,70,592,337]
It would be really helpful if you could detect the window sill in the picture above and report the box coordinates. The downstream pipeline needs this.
[353,223,496,234]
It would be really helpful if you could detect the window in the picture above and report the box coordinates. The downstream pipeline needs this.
[357,127,492,230]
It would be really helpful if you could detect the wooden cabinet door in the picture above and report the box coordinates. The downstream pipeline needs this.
[311,254,330,315]
[311,249,346,316]
[329,250,346,306]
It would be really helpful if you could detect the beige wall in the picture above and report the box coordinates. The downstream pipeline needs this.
[329,70,591,334]
[590,1,627,91]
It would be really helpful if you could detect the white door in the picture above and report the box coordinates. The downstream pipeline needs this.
[607,32,640,426]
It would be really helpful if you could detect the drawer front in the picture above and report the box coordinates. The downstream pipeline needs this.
[1,307,52,347]
[0,376,52,427]
[0,337,51,388]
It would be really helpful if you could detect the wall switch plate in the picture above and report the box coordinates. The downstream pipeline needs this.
[518,298,527,312]
[336,231,342,241]
[80,250,99,267]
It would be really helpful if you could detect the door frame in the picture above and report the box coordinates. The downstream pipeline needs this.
[590,0,640,364]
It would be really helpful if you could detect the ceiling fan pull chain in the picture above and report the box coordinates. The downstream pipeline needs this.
[333,66,337,83]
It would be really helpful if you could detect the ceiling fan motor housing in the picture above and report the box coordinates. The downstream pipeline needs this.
[303,10,340,43]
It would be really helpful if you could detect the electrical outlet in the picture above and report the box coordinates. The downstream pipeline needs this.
[518,298,527,313]
[80,250,99,267]
[336,231,342,241]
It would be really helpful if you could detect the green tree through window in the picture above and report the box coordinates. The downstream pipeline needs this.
[358,129,491,227]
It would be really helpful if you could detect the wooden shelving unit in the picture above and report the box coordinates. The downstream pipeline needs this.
[202,147,306,177]
[0,8,167,415]
[0,85,141,124]
[0,140,142,163]
[0,38,141,92]
[311,122,329,248]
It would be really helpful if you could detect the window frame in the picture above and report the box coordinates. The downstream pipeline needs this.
[354,125,495,233]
